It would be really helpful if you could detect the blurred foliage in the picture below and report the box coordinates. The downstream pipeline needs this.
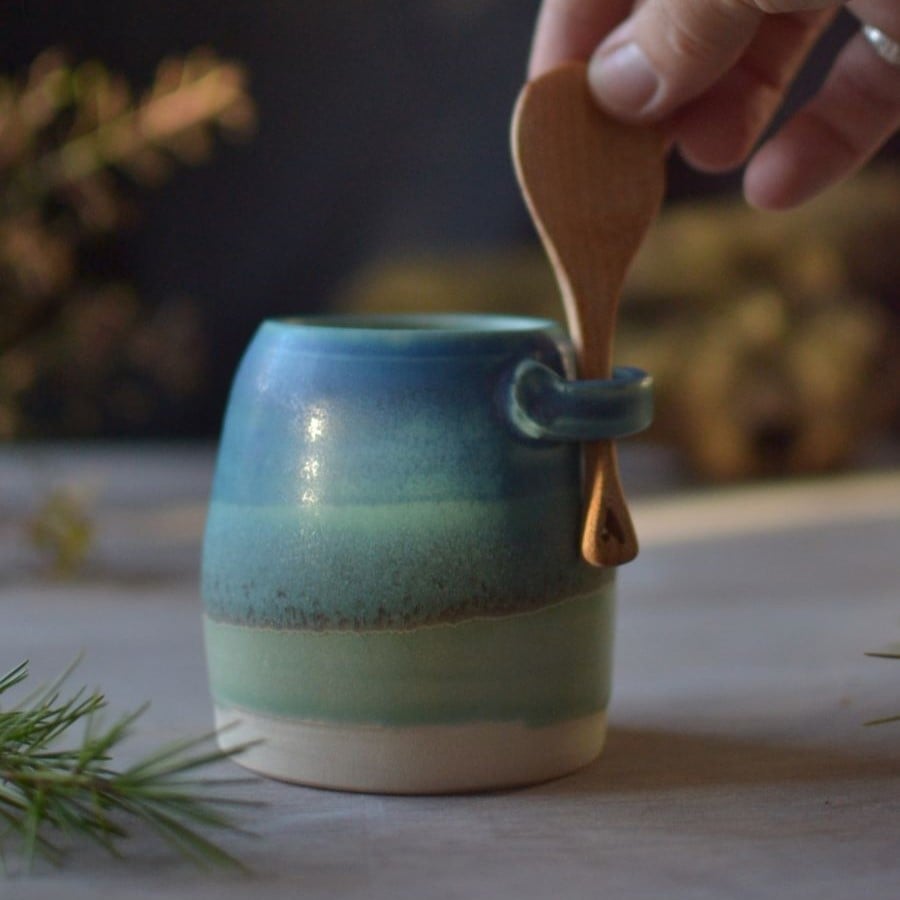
[337,170,900,482]
[0,48,255,437]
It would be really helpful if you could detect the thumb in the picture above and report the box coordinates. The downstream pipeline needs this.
[587,0,833,120]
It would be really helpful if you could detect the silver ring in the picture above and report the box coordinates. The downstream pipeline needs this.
[861,24,900,68]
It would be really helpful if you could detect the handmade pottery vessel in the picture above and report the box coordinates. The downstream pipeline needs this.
[202,314,652,793]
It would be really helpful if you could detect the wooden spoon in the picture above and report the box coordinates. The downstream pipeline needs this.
[511,62,665,567]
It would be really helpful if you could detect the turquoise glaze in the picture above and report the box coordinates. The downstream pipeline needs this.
[202,314,651,730]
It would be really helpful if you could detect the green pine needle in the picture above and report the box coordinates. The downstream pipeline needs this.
[865,645,900,727]
[864,713,900,727]
[0,660,261,874]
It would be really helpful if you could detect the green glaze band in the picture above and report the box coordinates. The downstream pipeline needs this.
[204,588,615,728]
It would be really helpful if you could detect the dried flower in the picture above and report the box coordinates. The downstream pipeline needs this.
[0,47,256,437]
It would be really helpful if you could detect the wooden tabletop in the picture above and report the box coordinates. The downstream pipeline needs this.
[3,444,899,898]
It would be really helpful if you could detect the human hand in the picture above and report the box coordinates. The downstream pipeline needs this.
[529,0,900,209]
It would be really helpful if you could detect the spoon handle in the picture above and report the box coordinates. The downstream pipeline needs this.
[582,441,637,566]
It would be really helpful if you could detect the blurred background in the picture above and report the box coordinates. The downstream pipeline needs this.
[1,0,898,483]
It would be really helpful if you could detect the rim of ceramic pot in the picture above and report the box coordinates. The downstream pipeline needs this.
[261,313,565,355]
[266,313,561,337]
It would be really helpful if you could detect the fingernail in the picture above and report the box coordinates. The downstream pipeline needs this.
[589,42,660,117]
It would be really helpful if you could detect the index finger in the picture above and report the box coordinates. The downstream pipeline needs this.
[588,0,839,120]
[529,0,634,77]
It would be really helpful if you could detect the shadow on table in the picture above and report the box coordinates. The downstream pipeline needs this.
[538,727,900,795]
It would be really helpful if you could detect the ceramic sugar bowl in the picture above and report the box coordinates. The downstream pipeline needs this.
[201,314,651,793]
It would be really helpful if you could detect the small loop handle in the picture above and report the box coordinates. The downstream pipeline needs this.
[506,359,653,442]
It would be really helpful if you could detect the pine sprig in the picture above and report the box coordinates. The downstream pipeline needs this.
[865,644,900,727]
[0,660,260,874]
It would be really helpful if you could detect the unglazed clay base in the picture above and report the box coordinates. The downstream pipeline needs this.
[214,706,607,794]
